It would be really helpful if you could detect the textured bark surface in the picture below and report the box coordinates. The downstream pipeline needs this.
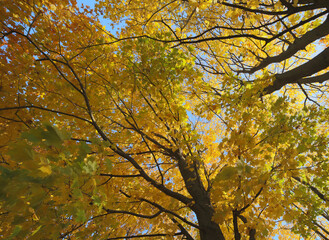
[175,149,226,240]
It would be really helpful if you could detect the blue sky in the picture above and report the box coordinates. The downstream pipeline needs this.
[77,0,119,34]
[76,0,96,9]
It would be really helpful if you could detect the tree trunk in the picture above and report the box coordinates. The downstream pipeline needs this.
[175,149,225,240]
[195,208,226,240]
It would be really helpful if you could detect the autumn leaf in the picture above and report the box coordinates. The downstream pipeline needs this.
[1,0,329,239]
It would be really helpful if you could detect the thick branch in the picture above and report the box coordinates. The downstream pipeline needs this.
[174,149,226,240]
[220,1,324,15]
[263,47,329,94]
[249,13,329,73]
[119,190,199,229]
[249,229,256,240]
[233,210,241,240]
[111,146,192,205]
[298,71,329,84]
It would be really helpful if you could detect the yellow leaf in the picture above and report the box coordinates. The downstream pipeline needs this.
[39,165,52,175]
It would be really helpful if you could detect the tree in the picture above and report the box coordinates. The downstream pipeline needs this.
[1,0,329,239]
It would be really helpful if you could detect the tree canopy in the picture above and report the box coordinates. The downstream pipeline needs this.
[1,0,329,239]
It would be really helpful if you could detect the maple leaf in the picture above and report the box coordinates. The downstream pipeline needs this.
[1,0,329,240]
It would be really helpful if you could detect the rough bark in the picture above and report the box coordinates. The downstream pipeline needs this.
[174,149,226,240]
[263,46,329,95]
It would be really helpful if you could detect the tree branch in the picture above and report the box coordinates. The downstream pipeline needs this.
[0,105,91,123]
[263,47,329,94]
[293,176,328,202]
[247,12,329,73]
[106,232,183,239]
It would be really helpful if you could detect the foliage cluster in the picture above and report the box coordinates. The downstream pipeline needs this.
[1,0,329,239]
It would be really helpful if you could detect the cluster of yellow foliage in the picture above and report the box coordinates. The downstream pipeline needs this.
[1,0,329,239]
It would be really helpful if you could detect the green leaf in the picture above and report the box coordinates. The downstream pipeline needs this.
[8,141,34,162]
[76,209,87,223]
[215,166,238,181]
[72,188,83,198]
[21,128,43,143]
[105,159,112,171]
[76,142,92,162]
[20,123,70,149]
[42,124,64,148]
